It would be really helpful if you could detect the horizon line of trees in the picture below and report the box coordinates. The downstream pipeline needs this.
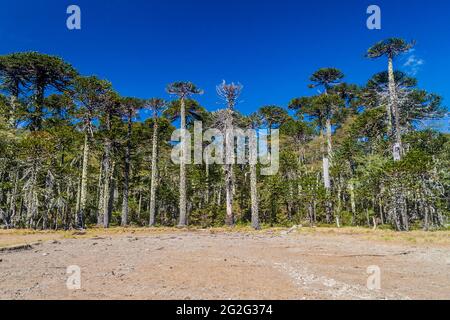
[0,38,448,232]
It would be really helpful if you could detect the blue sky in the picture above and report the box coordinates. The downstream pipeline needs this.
[1,0,449,129]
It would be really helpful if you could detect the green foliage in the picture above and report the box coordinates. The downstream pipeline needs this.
[366,38,415,59]
[0,47,447,231]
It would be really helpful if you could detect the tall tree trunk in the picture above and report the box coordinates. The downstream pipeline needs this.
[322,124,332,224]
[121,115,132,226]
[108,162,116,224]
[8,93,18,128]
[225,164,234,226]
[400,190,409,231]
[138,191,142,221]
[102,140,112,228]
[325,119,333,163]
[224,110,234,226]
[386,57,395,135]
[249,130,259,230]
[77,133,90,229]
[43,170,54,230]
[323,156,332,223]
[378,196,385,225]
[349,181,356,225]
[388,57,407,230]
[250,163,259,230]
[205,164,210,204]
[149,116,159,226]
[178,97,187,227]
[388,57,403,160]
[97,155,105,226]
[9,170,19,227]
[423,202,429,231]
[26,162,38,228]
[308,202,313,226]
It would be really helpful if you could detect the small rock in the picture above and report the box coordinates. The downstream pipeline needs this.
[42,253,49,256]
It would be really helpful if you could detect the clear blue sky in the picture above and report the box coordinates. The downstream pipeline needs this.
[1,0,449,129]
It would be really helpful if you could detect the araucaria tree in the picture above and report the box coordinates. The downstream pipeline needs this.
[366,38,415,161]
[98,90,121,228]
[0,47,447,232]
[120,97,143,226]
[72,76,112,229]
[216,80,243,226]
[145,98,167,226]
[0,54,27,128]
[166,82,203,227]
[308,68,344,223]
[246,113,262,230]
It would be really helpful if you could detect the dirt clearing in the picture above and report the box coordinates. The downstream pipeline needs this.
[0,228,449,300]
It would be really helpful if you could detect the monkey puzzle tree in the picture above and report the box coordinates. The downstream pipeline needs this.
[120,97,144,226]
[366,38,415,160]
[0,54,28,128]
[245,112,262,230]
[163,98,207,126]
[302,68,345,223]
[258,105,290,133]
[216,80,243,226]
[308,68,345,159]
[362,71,444,132]
[166,82,203,227]
[307,68,345,160]
[145,98,167,226]
[19,52,77,131]
[72,76,112,229]
[309,68,344,92]
[95,89,121,228]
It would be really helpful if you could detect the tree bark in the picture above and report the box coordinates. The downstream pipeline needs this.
[386,57,395,135]
[249,130,259,230]
[149,115,159,226]
[108,162,116,225]
[102,140,112,228]
[121,115,132,226]
[326,119,333,164]
[178,97,187,227]
[43,170,54,230]
[388,57,403,159]
[9,170,19,227]
[323,156,332,224]
[224,110,234,226]
[97,154,104,226]
[349,181,356,225]
[77,133,90,229]
[321,122,333,224]
[26,162,38,228]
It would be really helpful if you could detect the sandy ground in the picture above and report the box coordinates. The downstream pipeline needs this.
[0,228,449,300]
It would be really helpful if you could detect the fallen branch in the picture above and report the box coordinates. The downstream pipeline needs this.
[0,242,42,253]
